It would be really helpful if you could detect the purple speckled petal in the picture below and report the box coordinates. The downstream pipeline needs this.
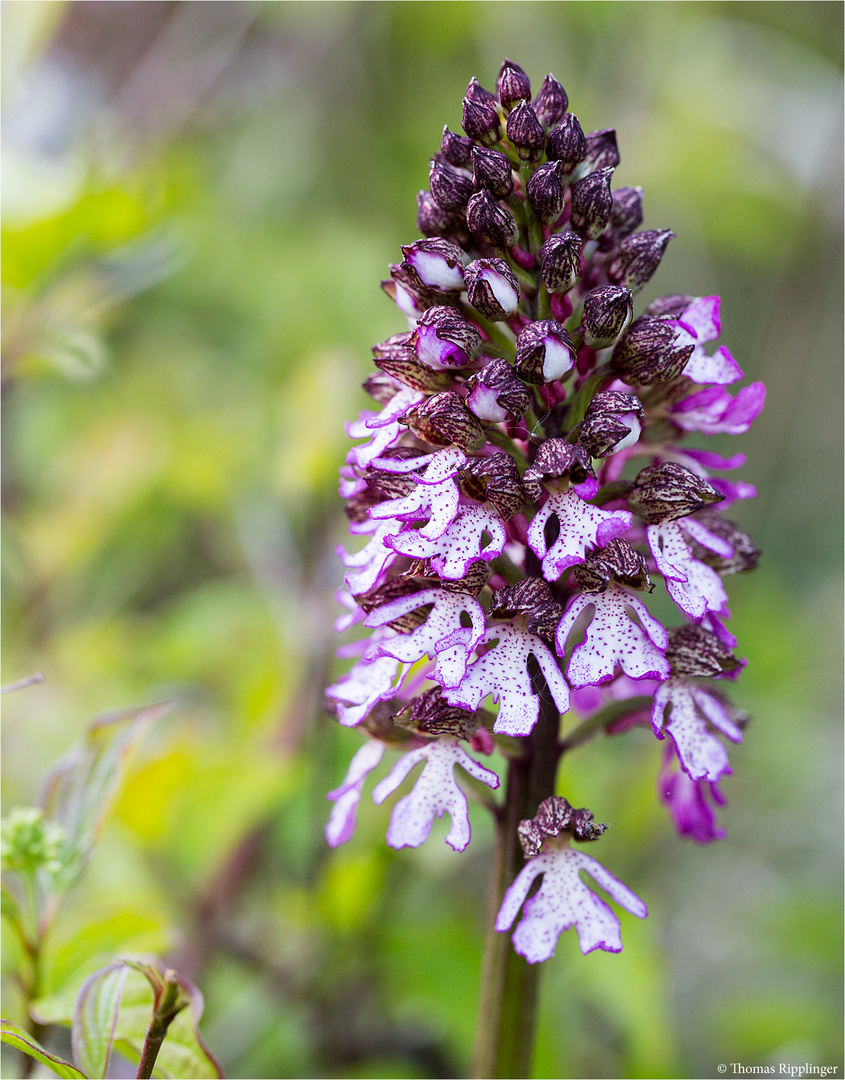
[527,489,633,582]
[339,519,402,595]
[652,679,734,782]
[386,503,507,579]
[347,389,424,467]
[556,584,669,687]
[370,449,466,541]
[326,654,404,727]
[658,746,727,843]
[683,344,743,386]
[365,587,486,688]
[496,846,647,962]
[325,740,385,847]
[680,295,721,342]
[372,738,499,852]
[647,522,728,620]
[444,622,570,736]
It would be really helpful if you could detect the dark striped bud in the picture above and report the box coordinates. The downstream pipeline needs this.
[490,577,563,642]
[462,95,502,146]
[429,157,474,212]
[465,76,497,105]
[608,229,675,292]
[579,391,644,458]
[539,231,582,293]
[629,462,724,523]
[527,159,565,223]
[582,128,620,172]
[570,167,614,241]
[356,578,428,632]
[399,390,485,451]
[612,315,695,385]
[531,73,568,129]
[460,452,526,520]
[464,258,520,320]
[644,293,693,318]
[546,113,587,172]
[599,185,644,249]
[465,358,530,423]
[397,687,479,739]
[401,237,466,292]
[471,145,514,199]
[416,190,467,240]
[514,319,576,384]
[506,100,546,162]
[519,796,607,856]
[441,125,474,168]
[412,305,482,368]
[522,439,595,500]
[362,371,402,406]
[688,511,761,576]
[581,285,633,348]
[665,624,741,678]
[466,189,519,248]
[573,538,652,593]
[497,58,531,110]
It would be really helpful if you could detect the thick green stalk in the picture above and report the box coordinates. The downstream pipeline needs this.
[471,692,561,1079]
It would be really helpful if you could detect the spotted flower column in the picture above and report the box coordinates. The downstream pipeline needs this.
[324,58,764,1079]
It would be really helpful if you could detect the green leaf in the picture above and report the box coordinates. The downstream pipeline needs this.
[40,702,170,891]
[71,963,128,1080]
[112,964,224,1080]
[0,1018,88,1078]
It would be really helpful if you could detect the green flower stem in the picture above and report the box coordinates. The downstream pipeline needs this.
[471,691,561,1079]
[135,973,186,1080]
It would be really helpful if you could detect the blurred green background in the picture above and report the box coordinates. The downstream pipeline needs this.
[2,2,842,1077]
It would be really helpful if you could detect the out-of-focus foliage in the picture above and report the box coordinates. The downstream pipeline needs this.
[2,3,841,1078]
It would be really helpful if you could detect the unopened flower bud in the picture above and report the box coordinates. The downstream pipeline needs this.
[441,125,474,168]
[522,438,595,500]
[398,687,479,739]
[573,538,652,593]
[466,190,518,248]
[362,371,401,405]
[599,186,644,249]
[570,167,614,241]
[665,624,741,678]
[373,343,454,392]
[416,190,467,240]
[462,95,502,146]
[582,128,620,172]
[490,577,563,642]
[581,285,633,348]
[506,100,546,161]
[519,796,607,856]
[497,58,531,110]
[471,146,514,199]
[527,160,565,223]
[514,319,576,384]
[461,452,526,519]
[579,391,644,457]
[688,511,761,576]
[466,76,497,105]
[412,305,482,368]
[429,158,474,212]
[644,293,693,318]
[399,390,485,451]
[357,577,428,631]
[612,315,695,385]
[629,462,724,523]
[382,263,432,318]
[465,358,530,422]
[531,74,568,129]
[546,113,587,173]
[464,258,520,320]
[401,238,466,292]
[608,229,675,293]
[539,231,582,293]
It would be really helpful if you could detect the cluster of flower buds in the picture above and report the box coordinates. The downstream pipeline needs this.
[327,60,764,962]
